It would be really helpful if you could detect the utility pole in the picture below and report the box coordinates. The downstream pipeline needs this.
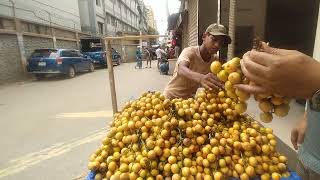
[227,0,236,60]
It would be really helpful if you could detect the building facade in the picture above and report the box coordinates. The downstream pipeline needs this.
[169,0,319,59]
[146,6,156,30]
[0,0,81,30]
[78,0,148,36]
[0,0,89,83]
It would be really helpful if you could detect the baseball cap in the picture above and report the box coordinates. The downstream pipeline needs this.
[205,23,231,44]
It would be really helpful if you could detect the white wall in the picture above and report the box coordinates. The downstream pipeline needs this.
[0,0,81,30]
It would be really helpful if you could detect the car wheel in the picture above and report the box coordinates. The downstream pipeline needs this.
[67,66,76,78]
[89,63,94,72]
[35,74,45,80]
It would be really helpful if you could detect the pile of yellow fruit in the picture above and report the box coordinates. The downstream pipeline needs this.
[210,57,291,123]
[88,90,290,180]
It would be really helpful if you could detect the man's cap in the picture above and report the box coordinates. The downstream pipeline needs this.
[205,23,231,44]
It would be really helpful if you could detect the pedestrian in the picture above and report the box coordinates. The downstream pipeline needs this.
[144,47,152,68]
[163,23,231,99]
[235,42,320,180]
[135,47,142,69]
[156,46,167,69]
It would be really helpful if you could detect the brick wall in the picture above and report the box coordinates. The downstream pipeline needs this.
[0,34,23,83]
[56,39,77,49]
[23,36,54,59]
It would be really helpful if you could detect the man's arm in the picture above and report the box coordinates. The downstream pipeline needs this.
[291,108,307,150]
[178,61,223,90]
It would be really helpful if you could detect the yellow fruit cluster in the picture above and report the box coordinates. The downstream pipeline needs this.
[210,58,290,123]
[255,94,291,123]
[88,91,290,180]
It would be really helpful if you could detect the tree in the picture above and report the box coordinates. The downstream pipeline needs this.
[147,26,159,35]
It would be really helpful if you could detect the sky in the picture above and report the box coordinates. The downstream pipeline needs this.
[143,0,181,35]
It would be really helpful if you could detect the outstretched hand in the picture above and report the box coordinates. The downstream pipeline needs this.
[235,43,320,99]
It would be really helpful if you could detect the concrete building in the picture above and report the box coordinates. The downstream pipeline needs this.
[0,0,89,83]
[146,6,156,30]
[78,0,148,36]
[0,0,81,30]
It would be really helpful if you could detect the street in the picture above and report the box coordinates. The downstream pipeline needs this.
[0,61,170,180]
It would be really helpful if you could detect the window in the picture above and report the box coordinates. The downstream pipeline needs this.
[106,14,111,24]
[0,19,4,29]
[114,0,117,6]
[96,0,101,6]
[115,20,118,27]
[118,0,121,8]
[111,17,115,26]
[98,22,103,34]
[69,50,80,57]
[61,50,72,57]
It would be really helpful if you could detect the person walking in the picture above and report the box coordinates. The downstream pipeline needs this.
[135,47,142,69]
[144,47,152,68]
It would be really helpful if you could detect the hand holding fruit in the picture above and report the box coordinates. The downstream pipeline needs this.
[199,73,224,90]
[236,46,320,99]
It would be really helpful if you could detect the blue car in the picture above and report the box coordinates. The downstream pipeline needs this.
[27,48,95,80]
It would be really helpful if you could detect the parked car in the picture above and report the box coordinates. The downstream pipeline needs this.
[27,48,94,80]
[80,38,121,67]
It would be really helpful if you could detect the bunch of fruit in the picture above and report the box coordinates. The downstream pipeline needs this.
[210,57,290,123]
[88,91,290,180]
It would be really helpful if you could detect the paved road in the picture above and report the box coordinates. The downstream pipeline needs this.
[0,62,170,180]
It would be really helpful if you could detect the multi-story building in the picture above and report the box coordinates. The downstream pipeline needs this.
[0,0,81,30]
[146,6,156,30]
[0,0,87,83]
[78,0,148,36]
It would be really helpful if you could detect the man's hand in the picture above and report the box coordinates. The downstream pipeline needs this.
[291,113,307,150]
[200,73,224,90]
[235,44,320,99]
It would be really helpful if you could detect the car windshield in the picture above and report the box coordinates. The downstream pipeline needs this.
[31,50,58,58]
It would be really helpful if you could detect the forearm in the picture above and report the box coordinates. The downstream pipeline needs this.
[178,65,204,84]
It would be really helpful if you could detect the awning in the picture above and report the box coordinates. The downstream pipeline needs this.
[167,12,185,31]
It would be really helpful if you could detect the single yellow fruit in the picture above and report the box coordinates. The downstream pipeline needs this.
[231,57,241,66]
[245,166,256,177]
[235,102,247,114]
[234,164,244,174]
[274,104,290,117]
[279,155,288,163]
[217,70,229,82]
[248,157,258,167]
[239,173,249,180]
[214,171,223,180]
[258,100,273,113]
[271,97,284,105]
[260,173,271,180]
[225,81,233,91]
[271,172,281,180]
[224,62,238,73]
[210,61,222,74]
[235,89,250,101]
[260,112,273,123]
[228,72,242,84]
[227,90,237,99]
